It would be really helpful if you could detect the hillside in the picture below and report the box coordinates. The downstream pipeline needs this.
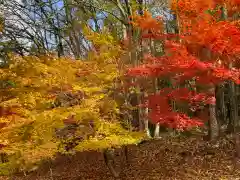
[3,135,240,180]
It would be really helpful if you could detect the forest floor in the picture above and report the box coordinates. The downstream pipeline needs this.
[2,134,240,180]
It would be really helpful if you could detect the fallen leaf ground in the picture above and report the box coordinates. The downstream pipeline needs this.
[2,135,240,180]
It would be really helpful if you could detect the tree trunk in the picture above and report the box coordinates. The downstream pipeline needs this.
[208,85,219,141]
[154,123,160,138]
[208,104,219,141]
[56,13,64,57]
[143,92,151,137]
[229,80,238,128]
[103,149,120,178]
[215,84,226,132]
[200,45,219,141]
[153,78,160,138]
[63,0,81,59]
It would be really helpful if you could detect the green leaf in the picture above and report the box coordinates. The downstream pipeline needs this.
[7,80,16,88]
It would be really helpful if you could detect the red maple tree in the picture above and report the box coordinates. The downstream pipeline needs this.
[125,0,240,131]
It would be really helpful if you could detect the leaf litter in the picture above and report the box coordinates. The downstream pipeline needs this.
[1,134,240,180]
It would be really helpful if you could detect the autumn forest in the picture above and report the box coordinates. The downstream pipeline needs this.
[0,0,240,179]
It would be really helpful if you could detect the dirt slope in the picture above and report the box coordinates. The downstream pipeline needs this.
[2,136,240,180]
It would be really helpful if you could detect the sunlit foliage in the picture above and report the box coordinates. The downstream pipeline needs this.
[0,27,143,175]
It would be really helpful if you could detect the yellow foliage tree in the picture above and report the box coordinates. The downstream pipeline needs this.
[0,27,144,175]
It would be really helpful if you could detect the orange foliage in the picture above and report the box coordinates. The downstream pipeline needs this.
[130,11,163,33]
[126,1,240,130]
